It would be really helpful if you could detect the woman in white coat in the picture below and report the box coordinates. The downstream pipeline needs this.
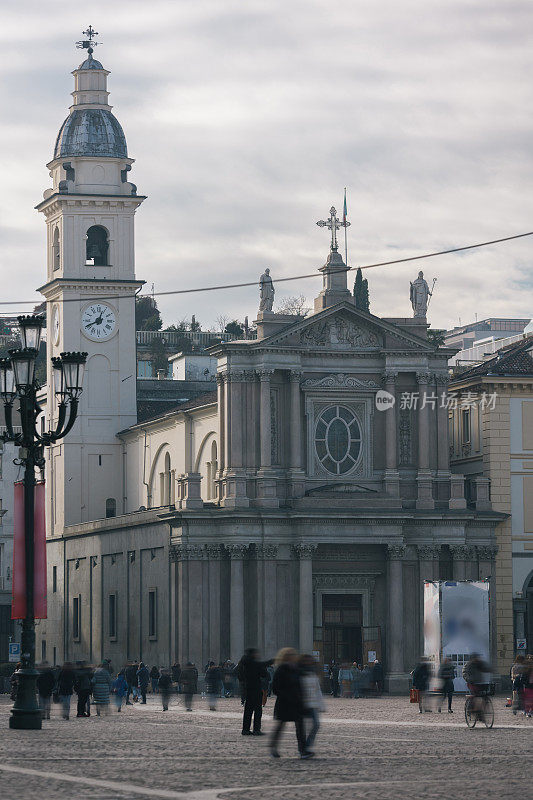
[299,655,325,751]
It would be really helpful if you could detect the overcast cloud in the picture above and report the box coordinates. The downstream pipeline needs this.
[0,0,532,331]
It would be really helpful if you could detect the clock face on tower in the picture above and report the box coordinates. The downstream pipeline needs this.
[81,303,117,341]
[52,306,60,345]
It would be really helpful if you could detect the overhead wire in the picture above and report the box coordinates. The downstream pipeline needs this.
[0,229,531,313]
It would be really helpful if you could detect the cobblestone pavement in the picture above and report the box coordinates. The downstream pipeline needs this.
[0,693,531,800]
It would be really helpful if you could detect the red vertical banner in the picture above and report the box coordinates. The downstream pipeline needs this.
[34,481,47,619]
[11,480,47,620]
[12,481,26,619]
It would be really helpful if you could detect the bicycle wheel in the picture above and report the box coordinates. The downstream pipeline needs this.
[482,697,494,728]
[465,696,477,728]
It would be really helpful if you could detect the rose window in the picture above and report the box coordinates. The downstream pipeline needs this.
[314,405,362,475]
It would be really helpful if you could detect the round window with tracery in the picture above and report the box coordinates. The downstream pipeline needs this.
[315,405,362,475]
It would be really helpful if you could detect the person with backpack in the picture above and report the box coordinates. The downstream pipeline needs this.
[150,665,160,694]
[112,671,128,712]
[74,661,93,718]
[57,662,76,720]
[159,669,173,711]
[437,658,456,713]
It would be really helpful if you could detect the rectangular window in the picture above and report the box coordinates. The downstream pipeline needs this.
[41,639,46,662]
[148,589,157,639]
[72,595,81,641]
[109,593,117,640]
[52,565,57,593]
[461,409,471,444]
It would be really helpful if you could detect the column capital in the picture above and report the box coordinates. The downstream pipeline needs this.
[242,369,257,382]
[381,371,398,385]
[289,369,303,383]
[476,544,498,560]
[417,544,440,560]
[226,543,249,560]
[188,544,209,560]
[227,369,247,383]
[449,544,475,560]
[387,542,406,560]
[216,372,227,386]
[257,544,278,559]
[416,371,432,385]
[435,373,449,386]
[206,544,223,559]
[292,543,318,559]
[257,368,275,382]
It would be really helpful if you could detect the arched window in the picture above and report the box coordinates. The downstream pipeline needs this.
[207,440,218,500]
[160,452,174,506]
[105,498,116,518]
[52,227,60,271]
[85,225,109,266]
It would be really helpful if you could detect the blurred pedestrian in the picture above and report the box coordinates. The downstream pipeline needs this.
[36,661,55,720]
[437,658,456,713]
[360,663,371,695]
[511,655,526,715]
[299,654,324,751]
[137,662,150,704]
[150,665,160,694]
[329,660,339,697]
[270,647,311,760]
[181,662,197,711]
[371,659,384,695]
[112,670,128,712]
[339,663,352,697]
[92,663,112,715]
[412,658,432,713]
[159,669,173,711]
[57,661,76,720]
[351,662,361,698]
[10,663,20,701]
[125,661,138,704]
[171,662,181,692]
[237,648,269,735]
[74,661,93,718]
[205,661,221,711]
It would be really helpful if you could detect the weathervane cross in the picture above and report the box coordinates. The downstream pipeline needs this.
[76,25,99,55]
[316,206,350,252]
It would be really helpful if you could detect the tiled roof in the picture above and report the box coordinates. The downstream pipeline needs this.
[452,336,533,381]
[136,391,217,425]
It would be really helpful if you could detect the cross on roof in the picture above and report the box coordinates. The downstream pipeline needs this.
[316,206,350,252]
[76,25,99,55]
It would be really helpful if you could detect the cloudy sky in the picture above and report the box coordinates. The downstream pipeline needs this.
[1,0,532,331]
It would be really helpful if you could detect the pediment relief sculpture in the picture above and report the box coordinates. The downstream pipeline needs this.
[298,316,381,349]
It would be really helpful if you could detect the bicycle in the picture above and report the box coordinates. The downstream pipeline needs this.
[464,690,494,729]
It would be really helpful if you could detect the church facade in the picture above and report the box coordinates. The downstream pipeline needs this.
[36,47,503,690]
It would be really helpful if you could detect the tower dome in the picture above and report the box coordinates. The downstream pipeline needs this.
[54,109,127,159]
[52,48,127,160]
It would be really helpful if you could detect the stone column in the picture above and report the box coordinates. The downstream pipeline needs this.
[258,369,274,469]
[207,545,221,662]
[216,375,225,501]
[228,544,248,661]
[187,545,206,668]
[387,543,407,692]
[288,370,305,497]
[435,374,450,475]
[382,371,400,497]
[450,544,471,581]
[416,371,434,509]
[174,545,189,666]
[260,545,278,658]
[223,371,249,508]
[223,371,230,475]
[257,369,278,507]
[293,544,316,653]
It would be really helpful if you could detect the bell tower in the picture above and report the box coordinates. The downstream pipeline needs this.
[37,29,145,534]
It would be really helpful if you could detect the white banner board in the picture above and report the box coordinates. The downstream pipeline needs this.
[441,581,490,692]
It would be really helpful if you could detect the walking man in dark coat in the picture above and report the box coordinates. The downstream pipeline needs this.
[237,648,270,735]
[74,661,93,717]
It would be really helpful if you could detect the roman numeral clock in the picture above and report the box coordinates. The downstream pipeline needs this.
[81,304,117,341]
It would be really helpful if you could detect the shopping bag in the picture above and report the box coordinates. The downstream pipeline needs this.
[409,688,419,703]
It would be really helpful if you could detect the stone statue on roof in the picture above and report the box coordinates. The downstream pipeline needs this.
[410,271,432,317]
[259,268,275,312]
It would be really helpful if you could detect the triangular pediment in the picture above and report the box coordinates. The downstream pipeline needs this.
[252,301,434,352]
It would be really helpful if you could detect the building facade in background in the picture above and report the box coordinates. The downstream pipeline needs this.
[30,47,508,689]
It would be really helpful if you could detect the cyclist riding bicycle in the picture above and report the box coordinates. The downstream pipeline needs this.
[462,653,491,694]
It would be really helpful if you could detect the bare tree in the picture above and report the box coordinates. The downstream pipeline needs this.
[275,295,311,317]
[214,314,230,332]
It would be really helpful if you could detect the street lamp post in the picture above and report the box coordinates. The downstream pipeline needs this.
[0,315,87,730]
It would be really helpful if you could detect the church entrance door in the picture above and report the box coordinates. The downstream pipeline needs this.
[322,594,363,664]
